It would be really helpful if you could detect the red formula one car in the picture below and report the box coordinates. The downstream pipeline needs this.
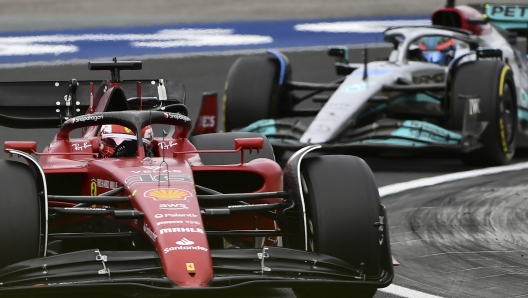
[0,61,393,298]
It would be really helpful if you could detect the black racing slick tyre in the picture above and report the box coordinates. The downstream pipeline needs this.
[223,55,281,132]
[293,155,383,298]
[190,132,275,165]
[0,160,41,268]
[452,60,517,166]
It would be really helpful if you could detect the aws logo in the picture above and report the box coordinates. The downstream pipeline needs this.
[144,188,192,200]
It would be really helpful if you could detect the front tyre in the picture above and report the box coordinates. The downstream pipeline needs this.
[0,160,41,268]
[292,155,383,298]
[452,60,517,166]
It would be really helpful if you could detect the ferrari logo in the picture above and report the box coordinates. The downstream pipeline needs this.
[186,263,195,271]
[90,179,97,196]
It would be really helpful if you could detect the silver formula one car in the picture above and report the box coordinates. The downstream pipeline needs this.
[223,1,528,166]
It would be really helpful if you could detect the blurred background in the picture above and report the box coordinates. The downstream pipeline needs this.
[2,0,525,32]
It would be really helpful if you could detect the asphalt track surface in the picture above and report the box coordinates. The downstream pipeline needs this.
[4,1,528,297]
[385,168,528,298]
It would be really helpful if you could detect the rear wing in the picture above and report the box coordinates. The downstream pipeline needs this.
[0,79,186,129]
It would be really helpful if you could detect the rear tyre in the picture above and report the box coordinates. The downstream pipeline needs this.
[0,160,41,268]
[452,60,517,166]
[190,132,275,165]
[223,55,281,131]
[292,155,382,298]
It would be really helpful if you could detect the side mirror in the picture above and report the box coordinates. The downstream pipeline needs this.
[234,138,263,152]
[4,141,37,154]
[328,46,349,64]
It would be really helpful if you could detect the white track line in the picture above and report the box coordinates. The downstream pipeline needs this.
[378,161,528,198]
[377,161,528,298]
[380,284,445,298]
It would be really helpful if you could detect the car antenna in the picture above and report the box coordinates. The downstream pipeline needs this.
[146,111,153,160]
[362,47,368,81]
[159,130,170,187]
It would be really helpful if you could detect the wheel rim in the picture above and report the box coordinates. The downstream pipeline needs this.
[501,83,515,151]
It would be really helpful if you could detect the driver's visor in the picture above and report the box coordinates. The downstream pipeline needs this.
[423,51,445,64]
[101,133,137,147]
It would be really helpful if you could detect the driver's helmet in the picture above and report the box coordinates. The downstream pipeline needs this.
[420,36,456,65]
[99,124,154,158]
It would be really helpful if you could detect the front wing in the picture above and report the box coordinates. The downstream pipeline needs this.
[240,118,486,154]
[0,247,392,294]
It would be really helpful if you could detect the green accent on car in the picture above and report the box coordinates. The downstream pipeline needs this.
[391,93,441,105]
[239,119,277,135]
[485,4,528,32]
[485,4,528,22]
[328,45,349,62]
[520,88,528,108]
[352,120,461,147]
[359,93,440,119]
[390,120,461,145]
[268,138,300,144]
[359,103,387,119]
[358,138,427,146]
[518,109,528,121]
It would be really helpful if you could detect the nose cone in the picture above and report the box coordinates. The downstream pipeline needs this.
[157,227,214,287]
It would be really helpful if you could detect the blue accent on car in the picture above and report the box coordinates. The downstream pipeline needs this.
[266,49,287,85]
[239,119,277,135]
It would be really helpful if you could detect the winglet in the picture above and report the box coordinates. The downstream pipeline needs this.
[392,256,400,266]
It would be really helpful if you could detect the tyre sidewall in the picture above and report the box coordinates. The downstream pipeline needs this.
[0,160,40,268]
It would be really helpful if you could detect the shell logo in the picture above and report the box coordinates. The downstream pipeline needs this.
[144,188,192,200]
